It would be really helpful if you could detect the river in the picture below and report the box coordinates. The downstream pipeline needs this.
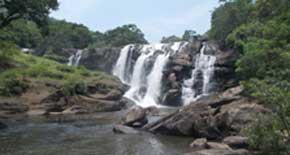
[0,112,192,155]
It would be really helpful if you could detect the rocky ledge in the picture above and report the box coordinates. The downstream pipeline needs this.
[116,86,269,155]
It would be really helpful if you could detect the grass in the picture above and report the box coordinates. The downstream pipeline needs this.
[0,44,120,97]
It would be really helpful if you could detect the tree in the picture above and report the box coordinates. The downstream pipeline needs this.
[209,0,253,46]
[161,35,182,43]
[104,24,148,47]
[0,0,58,28]
[182,30,196,41]
[0,19,43,48]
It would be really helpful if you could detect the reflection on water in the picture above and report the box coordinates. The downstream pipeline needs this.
[0,114,191,155]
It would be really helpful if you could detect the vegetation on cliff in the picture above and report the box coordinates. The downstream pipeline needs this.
[210,0,290,154]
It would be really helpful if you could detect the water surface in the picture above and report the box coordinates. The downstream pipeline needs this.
[0,113,192,155]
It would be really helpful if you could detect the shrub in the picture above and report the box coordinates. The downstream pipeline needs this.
[0,78,29,96]
[62,79,87,96]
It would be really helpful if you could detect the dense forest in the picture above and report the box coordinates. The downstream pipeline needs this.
[0,0,290,155]
[209,0,290,154]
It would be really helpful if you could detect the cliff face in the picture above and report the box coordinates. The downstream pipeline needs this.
[161,40,239,106]
[79,47,121,73]
[74,39,239,107]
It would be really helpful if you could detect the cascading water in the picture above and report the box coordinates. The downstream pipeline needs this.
[113,41,216,107]
[68,50,83,66]
[181,43,216,105]
[112,45,133,84]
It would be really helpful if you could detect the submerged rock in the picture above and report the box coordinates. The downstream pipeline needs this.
[185,149,249,155]
[113,124,140,134]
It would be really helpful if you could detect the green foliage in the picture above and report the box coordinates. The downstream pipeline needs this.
[89,24,148,48]
[161,35,182,43]
[209,0,253,45]
[36,19,93,56]
[0,19,43,48]
[244,80,290,155]
[211,0,290,153]
[104,24,148,47]
[182,30,196,41]
[0,41,19,62]
[0,70,29,96]
[0,0,58,28]
[62,78,87,96]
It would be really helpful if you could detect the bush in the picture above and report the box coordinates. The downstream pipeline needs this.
[244,79,290,155]
[0,42,20,62]
[0,78,29,96]
[62,79,87,96]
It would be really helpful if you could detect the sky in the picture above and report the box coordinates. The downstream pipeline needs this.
[51,0,220,43]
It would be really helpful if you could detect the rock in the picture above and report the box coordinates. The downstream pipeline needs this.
[185,149,250,155]
[79,47,121,73]
[0,121,7,129]
[223,136,249,149]
[161,89,182,106]
[144,86,268,139]
[121,106,148,127]
[206,142,232,150]
[0,99,29,115]
[190,138,208,149]
[113,124,140,134]
[145,106,160,116]
[214,98,268,133]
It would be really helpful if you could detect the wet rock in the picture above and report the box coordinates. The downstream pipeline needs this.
[223,136,249,149]
[206,142,232,150]
[161,89,182,106]
[113,124,140,134]
[190,138,208,149]
[185,149,250,155]
[121,106,148,127]
[0,121,7,129]
[144,86,268,139]
[145,106,160,116]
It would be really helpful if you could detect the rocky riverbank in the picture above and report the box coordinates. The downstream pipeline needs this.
[115,86,269,155]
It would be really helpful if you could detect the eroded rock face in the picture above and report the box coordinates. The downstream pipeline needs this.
[79,47,121,73]
[144,86,268,139]
[160,40,239,106]
[34,81,127,115]
[0,99,29,117]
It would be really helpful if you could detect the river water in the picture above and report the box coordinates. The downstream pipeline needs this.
[0,113,192,155]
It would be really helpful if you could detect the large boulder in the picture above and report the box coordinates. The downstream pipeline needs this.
[121,106,148,127]
[144,86,268,139]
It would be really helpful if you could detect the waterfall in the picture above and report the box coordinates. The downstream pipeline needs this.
[113,41,216,107]
[112,45,133,84]
[68,50,83,66]
[141,52,170,107]
[181,43,216,105]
